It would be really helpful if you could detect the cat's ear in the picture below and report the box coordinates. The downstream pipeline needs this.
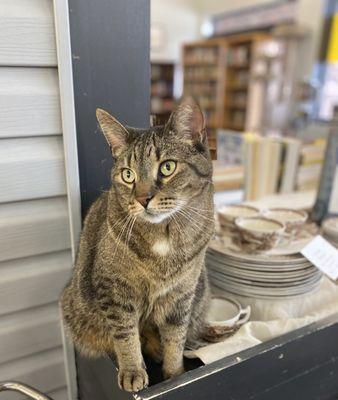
[166,97,206,144]
[96,108,129,156]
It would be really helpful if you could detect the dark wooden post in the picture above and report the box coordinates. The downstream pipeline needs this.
[68,0,150,217]
[67,1,150,398]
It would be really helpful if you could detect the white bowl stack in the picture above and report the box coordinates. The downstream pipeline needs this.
[206,241,322,300]
[322,217,338,248]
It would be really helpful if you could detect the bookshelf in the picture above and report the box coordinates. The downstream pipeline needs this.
[223,33,269,132]
[183,39,227,159]
[151,63,175,125]
[182,33,271,158]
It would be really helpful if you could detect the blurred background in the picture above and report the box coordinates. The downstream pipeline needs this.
[150,0,337,205]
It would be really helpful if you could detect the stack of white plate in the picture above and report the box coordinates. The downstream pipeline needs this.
[322,217,338,248]
[207,240,322,299]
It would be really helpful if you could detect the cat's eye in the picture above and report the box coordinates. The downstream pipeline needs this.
[121,168,135,183]
[160,160,176,177]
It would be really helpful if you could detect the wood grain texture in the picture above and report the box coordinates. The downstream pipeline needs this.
[0,348,66,400]
[0,303,63,364]
[0,68,61,138]
[0,0,57,66]
[0,250,72,315]
[0,197,71,262]
[0,136,66,203]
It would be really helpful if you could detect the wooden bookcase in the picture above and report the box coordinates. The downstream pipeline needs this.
[223,33,269,131]
[182,33,270,158]
[183,38,227,159]
[151,62,175,126]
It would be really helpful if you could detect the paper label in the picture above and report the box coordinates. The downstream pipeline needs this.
[301,235,338,281]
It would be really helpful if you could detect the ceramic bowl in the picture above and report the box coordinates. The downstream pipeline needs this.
[234,216,285,251]
[263,208,308,234]
[203,296,251,342]
[218,204,261,229]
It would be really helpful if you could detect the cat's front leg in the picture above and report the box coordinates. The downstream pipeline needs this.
[113,326,148,392]
[96,277,148,391]
[159,293,194,380]
[159,324,187,379]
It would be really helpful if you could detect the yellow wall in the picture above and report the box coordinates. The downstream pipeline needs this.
[327,14,338,62]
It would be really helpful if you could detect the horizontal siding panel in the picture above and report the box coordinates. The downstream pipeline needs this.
[0,348,66,400]
[0,0,57,66]
[0,68,61,138]
[0,251,71,316]
[0,136,66,203]
[0,197,71,262]
[0,303,63,363]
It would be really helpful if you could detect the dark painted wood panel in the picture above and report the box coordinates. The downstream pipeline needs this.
[68,0,150,215]
[75,315,338,400]
[139,315,338,400]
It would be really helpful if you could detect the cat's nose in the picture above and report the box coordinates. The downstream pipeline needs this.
[136,195,153,208]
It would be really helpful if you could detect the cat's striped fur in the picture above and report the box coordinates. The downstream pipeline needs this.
[60,98,214,392]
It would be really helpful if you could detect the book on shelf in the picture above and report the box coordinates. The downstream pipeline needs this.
[296,140,326,191]
[151,63,174,124]
[279,138,301,193]
[212,130,244,192]
[213,164,244,192]
[243,135,326,201]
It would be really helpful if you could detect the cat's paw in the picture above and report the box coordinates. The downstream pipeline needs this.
[163,365,185,380]
[118,367,149,392]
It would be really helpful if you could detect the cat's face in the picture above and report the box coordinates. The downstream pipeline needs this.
[96,98,212,224]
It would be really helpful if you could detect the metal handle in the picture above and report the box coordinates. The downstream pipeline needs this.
[0,382,52,400]
[238,305,251,325]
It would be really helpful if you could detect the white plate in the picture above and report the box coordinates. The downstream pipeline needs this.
[210,279,321,300]
[210,278,320,296]
[207,252,310,272]
[213,235,313,258]
[207,263,320,282]
[210,276,322,298]
[206,250,312,271]
[209,239,309,264]
[209,269,321,289]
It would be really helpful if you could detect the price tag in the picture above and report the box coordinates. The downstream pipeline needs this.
[301,235,338,281]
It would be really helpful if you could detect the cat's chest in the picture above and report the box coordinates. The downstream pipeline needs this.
[151,238,171,257]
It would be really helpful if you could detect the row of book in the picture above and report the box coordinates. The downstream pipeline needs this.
[184,66,218,80]
[243,134,326,200]
[184,47,218,64]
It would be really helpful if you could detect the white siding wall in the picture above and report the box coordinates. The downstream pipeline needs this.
[0,1,71,399]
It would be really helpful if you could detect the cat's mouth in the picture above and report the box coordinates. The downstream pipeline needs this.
[139,206,181,224]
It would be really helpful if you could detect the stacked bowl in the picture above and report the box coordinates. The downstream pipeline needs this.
[207,204,322,299]
[207,240,322,299]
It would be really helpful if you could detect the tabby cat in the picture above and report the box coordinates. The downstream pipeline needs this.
[61,97,215,392]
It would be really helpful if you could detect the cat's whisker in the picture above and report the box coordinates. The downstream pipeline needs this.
[177,200,213,215]
[169,213,183,234]
[125,215,137,251]
[111,215,133,262]
[183,206,215,222]
[184,205,214,216]
[121,216,136,262]
[177,209,205,232]
[183,205,214,213]
[90,215,127,250]
[180,208,212,228]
